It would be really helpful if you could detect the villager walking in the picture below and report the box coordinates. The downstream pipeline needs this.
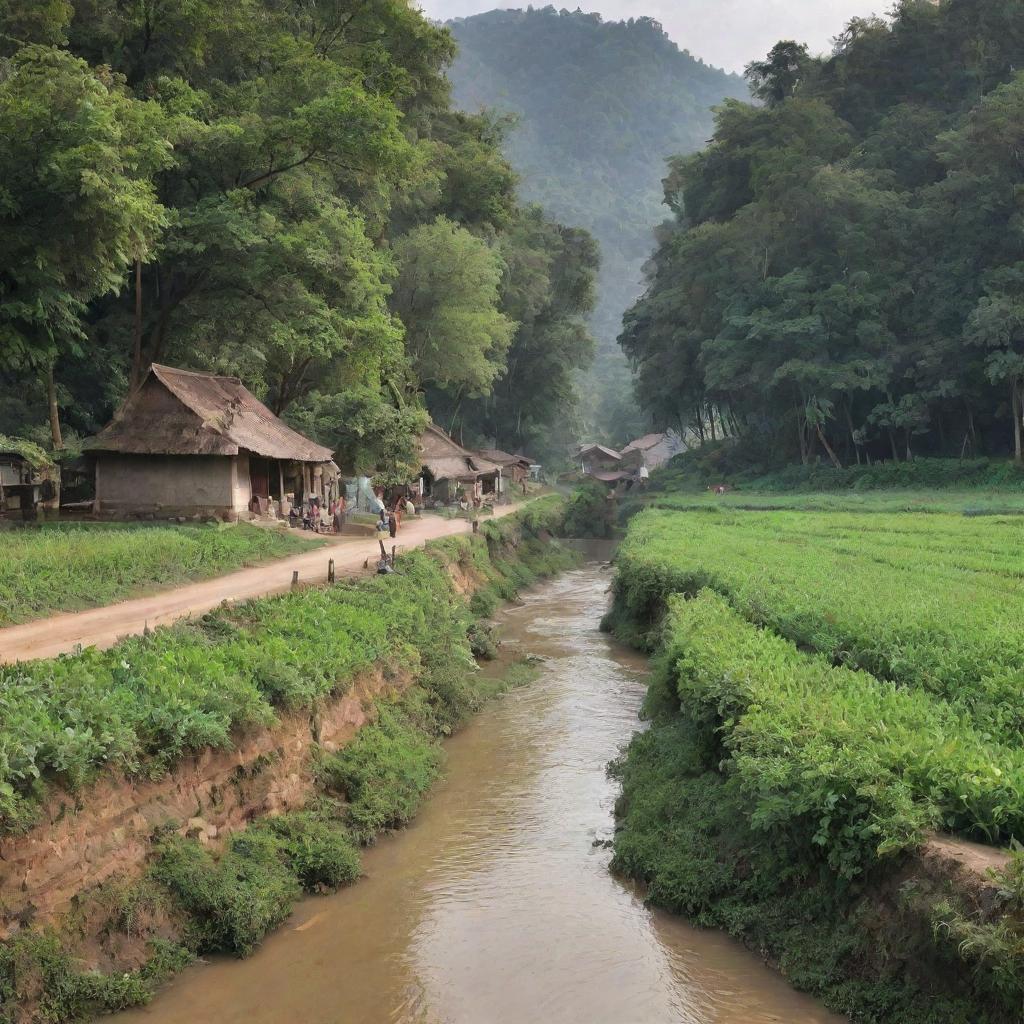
[376,508,390,560]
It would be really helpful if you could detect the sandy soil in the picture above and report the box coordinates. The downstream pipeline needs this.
[0,507,520,665]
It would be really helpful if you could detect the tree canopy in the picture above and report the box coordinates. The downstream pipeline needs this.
[622,0,1024,466]
[0,0,598,473]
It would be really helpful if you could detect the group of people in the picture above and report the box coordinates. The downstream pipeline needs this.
[291,494,347,534]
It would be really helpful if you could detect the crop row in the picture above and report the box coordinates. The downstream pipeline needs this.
[658,590,1024,873]
[613,509,1024,741]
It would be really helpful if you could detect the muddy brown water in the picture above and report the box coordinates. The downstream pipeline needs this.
[111,557,844,1024]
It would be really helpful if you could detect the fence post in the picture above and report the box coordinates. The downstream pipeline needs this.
[328,558,335,583]
[291,570,299,588]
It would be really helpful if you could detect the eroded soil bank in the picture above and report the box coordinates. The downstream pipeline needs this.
[107,562,843,1024]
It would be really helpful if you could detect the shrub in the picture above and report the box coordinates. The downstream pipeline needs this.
[150,835,300,957]
[316,705,443,843]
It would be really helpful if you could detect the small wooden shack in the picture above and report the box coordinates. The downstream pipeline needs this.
[578,442,622,476]
[0,436,60,518]
[620,431,683,472]
[418,425,501,503]
[476,448,532,487]
[86,364,335,520]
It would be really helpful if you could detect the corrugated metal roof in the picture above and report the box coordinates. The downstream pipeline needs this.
[86,364,334,463]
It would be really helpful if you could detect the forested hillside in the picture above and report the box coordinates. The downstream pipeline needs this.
[0,0,596,469]
[446,8,747,444]
[623,0,1024,469]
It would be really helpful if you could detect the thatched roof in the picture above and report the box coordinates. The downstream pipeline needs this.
[477,448,531,469]
[420,425,500,481]
[86,364,333,463]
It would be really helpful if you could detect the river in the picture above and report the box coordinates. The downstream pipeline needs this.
[111,558,843,1024]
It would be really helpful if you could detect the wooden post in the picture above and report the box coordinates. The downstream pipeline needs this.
[291,570,299,588]
[391,544,397,567]
[472,519,479,534]
[328,558,335,583]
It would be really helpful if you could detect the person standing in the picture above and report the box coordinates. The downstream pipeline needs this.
[376,508,390,561]
[334,492,346,535]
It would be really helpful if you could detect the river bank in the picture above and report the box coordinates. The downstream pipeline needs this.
[104,558,842,1024]
[605,506,1024,1024]
[0,501,575,1023]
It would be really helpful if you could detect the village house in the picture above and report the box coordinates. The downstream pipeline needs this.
[475,448,533,488]
[577,442,622,476]
[418,424,502,504]
[86,364,336,520]
[620,431,683,473]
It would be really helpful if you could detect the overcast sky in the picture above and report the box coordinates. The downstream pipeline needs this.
[417,0,890,73]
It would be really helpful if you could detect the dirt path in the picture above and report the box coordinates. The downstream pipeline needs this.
[0,508,522,665]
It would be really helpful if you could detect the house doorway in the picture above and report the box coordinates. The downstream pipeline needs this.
[249,457,271,500]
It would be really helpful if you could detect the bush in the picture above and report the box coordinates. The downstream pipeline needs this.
[562,482,612,537]
[316,704,443,843]
[0,933,152,1022]
[150,835,301,957]
[243,811,361,891]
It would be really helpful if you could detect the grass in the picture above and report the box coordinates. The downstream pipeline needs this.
[629,488,1024,516]
[608,502,1024,1021]
[0,521,319,626]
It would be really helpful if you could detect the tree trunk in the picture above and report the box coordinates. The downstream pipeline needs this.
[887,428,899,462]
[796,406,808,464]
[46,362,63,450]
[708,405,717,441]
[130,258,143,389]
[815,422,843,469]
[1013,379,1022,464]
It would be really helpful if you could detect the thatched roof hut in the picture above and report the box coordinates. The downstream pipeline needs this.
[418,425,502,502]
[87,364,335,520]
[476,448,532,484]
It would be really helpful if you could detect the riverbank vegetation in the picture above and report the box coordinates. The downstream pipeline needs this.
[0,523,318,627]
[0,502,573,1021]
[622,0,1024,468]
[609,505,1024,1022]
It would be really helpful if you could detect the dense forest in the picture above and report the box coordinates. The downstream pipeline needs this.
[0,0,597,470]
[623,0,1024,468]
[446,7,746,445]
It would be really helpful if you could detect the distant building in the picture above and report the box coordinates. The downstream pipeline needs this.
[577,443,622,476]
[476,448,533,487]
[86,363,336,520]
[620,431,683,472]
[418,424,502,504]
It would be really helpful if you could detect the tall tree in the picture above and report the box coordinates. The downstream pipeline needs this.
[0,45,168,447]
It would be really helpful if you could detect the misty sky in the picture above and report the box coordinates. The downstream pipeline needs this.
[417,0,889,73]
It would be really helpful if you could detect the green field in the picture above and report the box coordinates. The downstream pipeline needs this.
[631,488,1024,516]
[609,504,1024,1021]
[0,522,319,626]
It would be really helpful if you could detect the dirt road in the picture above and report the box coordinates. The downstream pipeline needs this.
[0,508,521,665]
